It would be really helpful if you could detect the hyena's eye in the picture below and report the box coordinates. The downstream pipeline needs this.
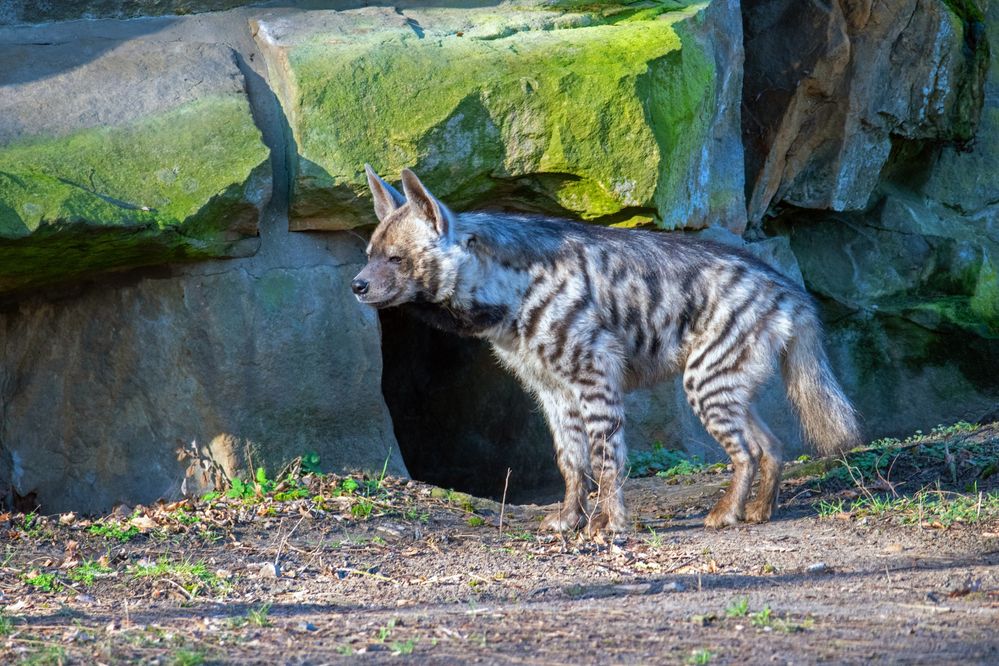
[389,256,403,264]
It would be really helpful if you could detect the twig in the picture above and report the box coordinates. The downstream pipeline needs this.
[163,578,194,602]
[274,514,307,569]
[499,468,512,535]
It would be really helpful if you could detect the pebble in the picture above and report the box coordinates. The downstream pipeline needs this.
[256,562,280,578]
[806,562,829,574]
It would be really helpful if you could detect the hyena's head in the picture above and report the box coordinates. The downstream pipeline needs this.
[351,166,462,308]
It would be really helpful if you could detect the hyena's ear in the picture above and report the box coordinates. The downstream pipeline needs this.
[365,164,406,223]
[400,168,453,238]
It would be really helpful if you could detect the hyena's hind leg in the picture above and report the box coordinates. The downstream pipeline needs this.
[535,389,591,532]
[743,408,785,523]
[684,346,778,528]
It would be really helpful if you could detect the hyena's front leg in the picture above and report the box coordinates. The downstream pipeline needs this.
[578,379,629,534]
[536,390,590,532]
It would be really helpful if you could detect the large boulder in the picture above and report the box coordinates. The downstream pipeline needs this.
[0,34,271,296]
[253,0,746,232]
[0,233,404,515]
[0,1,256,25]
[743,0,988,220]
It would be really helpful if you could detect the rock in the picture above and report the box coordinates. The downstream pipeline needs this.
[252,0,745,232]
[0,1,256,25]
[784,190,999,338]
[0,232,404,515]
[0,34,270,296]
[920,1,999,215]
[743,0,988,220]
[806,562,829,574]
[255,562,280,579]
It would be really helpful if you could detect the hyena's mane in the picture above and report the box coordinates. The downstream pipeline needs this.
[455,212,578,268]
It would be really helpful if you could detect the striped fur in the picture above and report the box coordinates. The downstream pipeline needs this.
[354,167,861,533]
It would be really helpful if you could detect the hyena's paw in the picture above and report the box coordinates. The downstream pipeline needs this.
[743,500,775,524]
[704,502,742,529]
[540,508,587,533]
[586,511,628,537]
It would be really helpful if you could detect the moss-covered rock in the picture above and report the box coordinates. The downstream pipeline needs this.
[780,191,999,338]
[253,0,745,231]
[0,39,270,296]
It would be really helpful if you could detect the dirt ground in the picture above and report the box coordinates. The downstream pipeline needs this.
[2,425,998,665]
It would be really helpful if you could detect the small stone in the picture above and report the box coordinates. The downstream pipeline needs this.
[256,562,280,578]
[806,562,829,574]
[296,622,318,632]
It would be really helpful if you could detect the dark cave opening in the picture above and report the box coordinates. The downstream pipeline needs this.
[378,308,563,504]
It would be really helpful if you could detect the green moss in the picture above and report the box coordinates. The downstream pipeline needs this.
[897,296,998,339]
[278,4,712,226]
[970,254,999,330]
[0,97,269,293]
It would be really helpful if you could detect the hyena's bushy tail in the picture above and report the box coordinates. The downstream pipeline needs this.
[781,318,862,456]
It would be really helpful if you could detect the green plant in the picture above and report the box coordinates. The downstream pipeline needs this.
[173,507,201,526]
[21,645,66,666]
[688,649,714,665]
[351,498,375,519]
[18,511,47,539]
[170,649,205,666]
[403,507,430,523]
[301,451,322,475]
[390,639,417,655]
[644,527,665,548]
[467,515,486,527]
[0,610,14,636]
[69,560,114,586]
[247,603,272,627]
[814,498,846,517]
[131,557,226,597]
[88,522,140,542]
[23,571,59,592]
[750,606,773,628]
[378,619,397,642]
[725,596,749,618]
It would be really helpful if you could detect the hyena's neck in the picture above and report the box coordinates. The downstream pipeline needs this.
[444,260,533,340]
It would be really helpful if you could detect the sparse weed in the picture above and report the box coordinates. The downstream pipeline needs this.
[815,488,999,526]
[351,499,375,519]
[69,559,114,586]
[725,596,749,618]
[300,451,323,475]
[18,511,48,539]
[21,645,66,665]
[377,619,397,642]
[131,557,226,597]
[688,649,714,665]
[644,527,665,548]
[750,606,773,628]
[22,571,59,592]
[88,521,140,543]
[247,603,272,627]
[390,639,417,655]
[0,610,14,636]
[467,515,486,527]
[170,649,205,666]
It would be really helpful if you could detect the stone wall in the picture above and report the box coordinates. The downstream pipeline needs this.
[1,0,997,511]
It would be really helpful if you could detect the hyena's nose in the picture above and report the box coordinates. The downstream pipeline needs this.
[351,278,369,295]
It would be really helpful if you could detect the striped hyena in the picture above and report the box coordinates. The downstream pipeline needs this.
[352,166,861,534]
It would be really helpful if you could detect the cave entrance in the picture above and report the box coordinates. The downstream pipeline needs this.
[379,309,562,504]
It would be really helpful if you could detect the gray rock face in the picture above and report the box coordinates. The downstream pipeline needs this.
[743,0,988,220]
[0,233,403,514]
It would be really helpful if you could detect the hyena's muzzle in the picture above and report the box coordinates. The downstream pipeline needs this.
[351,258,412,308]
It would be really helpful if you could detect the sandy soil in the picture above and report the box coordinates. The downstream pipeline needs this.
[2,427,998,665]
